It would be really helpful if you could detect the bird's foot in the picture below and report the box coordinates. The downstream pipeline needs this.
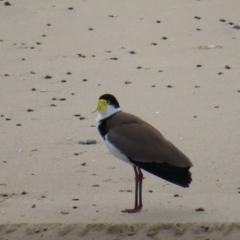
[122,205,142,213]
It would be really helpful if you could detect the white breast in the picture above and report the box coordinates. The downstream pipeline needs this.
[104,135,132,165]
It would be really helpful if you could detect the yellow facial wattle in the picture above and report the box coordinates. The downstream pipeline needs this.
[92,99,109,113]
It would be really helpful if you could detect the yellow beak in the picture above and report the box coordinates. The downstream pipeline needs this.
[92,106,99,113]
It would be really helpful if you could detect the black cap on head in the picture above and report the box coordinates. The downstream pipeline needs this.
[99,94,120,108]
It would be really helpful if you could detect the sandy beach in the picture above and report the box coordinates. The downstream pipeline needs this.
[1,0,240,239]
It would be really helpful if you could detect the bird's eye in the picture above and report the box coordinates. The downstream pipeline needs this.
[107,101,110,105]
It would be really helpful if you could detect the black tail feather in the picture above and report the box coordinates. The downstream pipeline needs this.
[130,160,192,188]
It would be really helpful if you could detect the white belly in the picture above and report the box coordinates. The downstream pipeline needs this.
[104,135,132,164]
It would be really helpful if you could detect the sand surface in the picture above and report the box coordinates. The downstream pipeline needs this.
[1,0,240,239]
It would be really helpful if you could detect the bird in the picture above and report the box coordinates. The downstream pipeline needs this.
[93,93,193,213]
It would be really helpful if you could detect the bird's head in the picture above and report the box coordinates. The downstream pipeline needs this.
[93,94,121,121]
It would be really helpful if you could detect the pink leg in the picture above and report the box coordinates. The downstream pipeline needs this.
[138,167,143,209]
[122,166,144,213]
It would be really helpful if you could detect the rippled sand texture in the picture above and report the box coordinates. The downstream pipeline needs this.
[1,223,240,240]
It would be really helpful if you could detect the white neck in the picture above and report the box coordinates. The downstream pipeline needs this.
[96,105,121,125]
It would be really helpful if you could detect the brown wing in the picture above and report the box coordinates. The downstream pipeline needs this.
[107,112,192,168]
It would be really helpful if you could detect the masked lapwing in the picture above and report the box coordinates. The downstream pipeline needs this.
[93,93,193,213]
